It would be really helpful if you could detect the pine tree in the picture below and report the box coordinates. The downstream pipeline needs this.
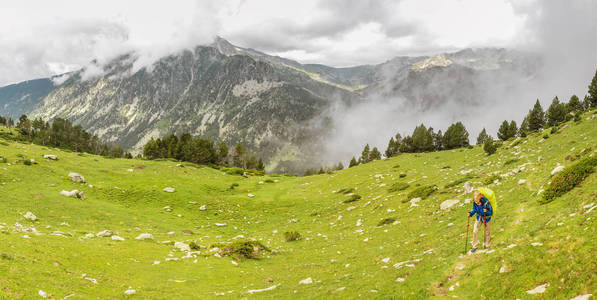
[567,95,583,112]
[247,155,257,169]
[483,138,497,155]
[411,124,434,152]
[476,128,490,145]
[443,122,469,149]
[433,130,443,151]
[336,161,344,170]
[588,68,597,108]
[519,116,529,137]
[508,120,518,139]
[360,144,370,164]
[217,142,229,165]
[233,143,247,168]
[349,156,358,167]
[527,99,545,132]
[384,137,396,158]
[546,96,566,127]
[497,121,510,141]
[257,158,265,171]
[370,147,381,160]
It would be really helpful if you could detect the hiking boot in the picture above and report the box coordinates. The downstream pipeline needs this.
[470,247,478,253]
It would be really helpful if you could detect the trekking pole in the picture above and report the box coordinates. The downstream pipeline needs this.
[483,210,487,249]
[465,215,470,254]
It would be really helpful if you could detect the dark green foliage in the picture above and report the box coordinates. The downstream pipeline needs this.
[483,174,501,185]
[406,185,437,200]
[443,122,469,149]
[233,143,247,168]
[388,182,410,192]
[189,241,201,251]
[214,240,270,259]
[498,120,518,141]
[567,95,584,112]
[360,144,371,163]
[476,128,491,145]
[284,231,301,242]
[343,194,362,203]
[217,142,229,165]
[444,175,475,189]
[541,157,597,203]
[337,188,355,194]
[349,156,359,168]
[377,218,396,226]
[399,173,407,178]
[411,124,434,152]
[264,179,274,183]
[370,147,382,161]
[526,99,546,132]
[23,159,32,166]
[503,159,519,166]
[229,183,240,190]
[543,134,549,139]
[1,253,13,260]
[550,127,558,134]
[483,138,497,155]
[588,69,597,108]
[574,114,582,122]
[546,97,567,127]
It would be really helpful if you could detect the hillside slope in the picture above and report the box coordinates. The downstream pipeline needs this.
[0,111,596,299]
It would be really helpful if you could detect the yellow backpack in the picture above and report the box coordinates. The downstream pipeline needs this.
[478,187,497,216]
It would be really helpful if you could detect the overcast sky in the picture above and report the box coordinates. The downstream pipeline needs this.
[0,0,595,86]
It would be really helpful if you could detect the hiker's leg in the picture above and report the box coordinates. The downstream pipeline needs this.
[472,219,480,249]
[484,221,491,248]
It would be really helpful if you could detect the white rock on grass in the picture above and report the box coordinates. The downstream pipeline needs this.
[215,223,227,227]
[60,190,85,199]
[248,285,278,294]
[24,211,37,221]
[163,187,175,193]
[248,193,255,198]
[410,198,421,207]
[463,181,474,193]
[124,289,136,295]
[526,283,548,294]
[111,235,125,241]
[43,154,58,160]
[68,172,85,183]
[96,230,114,237]
[551,166,565,176]
[396,277,405,282]
[38,290,48,298]
[174,242,191,252]
[135,233,154,240]
[531,242,543,246]
[199,205,207,211]
[518,179,527,185]
[381,257,390,263]
[299,277,313,285]
[440,199,460,210]
[356,219,362,227]
[499,266,508,273]
[570,294,593,300]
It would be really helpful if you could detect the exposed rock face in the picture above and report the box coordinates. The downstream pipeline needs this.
[440,199,460,210]
[551,165,565,176]
[68,172,85,183]
[135,233,154,240]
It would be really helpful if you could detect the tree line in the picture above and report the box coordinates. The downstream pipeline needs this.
[348,68,597,167]
[0,114,131,158]
[142,134,265,170]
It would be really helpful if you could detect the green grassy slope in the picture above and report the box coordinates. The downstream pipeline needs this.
[1,111,596,299]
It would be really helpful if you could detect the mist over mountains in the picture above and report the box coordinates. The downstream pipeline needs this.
[0,37,551,173]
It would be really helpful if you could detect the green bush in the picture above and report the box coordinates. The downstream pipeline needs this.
[483,174,501,185]
[0,253,13,260]
[225,167,245,176]
[399,173,407,178]
[574,114,582,122]
[444,175,475,189]
[337,188,355,194]
[406,185,437,200]
[541,157,597,203]
[229,183,239,190]
[284,231,301,242]
[343,194,362,203]
[542,134,549,139]
[393,164,400,169]
[189,241,201,251]
[212,240,270,259]
[483,139,497,155]
[23,159,32,166]
[550,127,558,134]
[388,182,409,192]
[264,179,274,183]
[510,139,522,148]
[377,218,396,226]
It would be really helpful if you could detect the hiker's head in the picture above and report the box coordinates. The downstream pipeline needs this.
[473,191,483,204]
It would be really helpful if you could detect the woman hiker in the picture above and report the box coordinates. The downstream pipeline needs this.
[468,191,493,253]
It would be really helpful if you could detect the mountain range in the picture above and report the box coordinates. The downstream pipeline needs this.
[0,37,540,173]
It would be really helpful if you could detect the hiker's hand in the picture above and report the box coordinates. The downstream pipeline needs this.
[468,212,472,217]
[483,209,487,213]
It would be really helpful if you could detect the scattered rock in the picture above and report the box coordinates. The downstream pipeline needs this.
[60,190,85,199]
[463,181,474,193]
[215,223,227,227]
[182,230,193,235]
[248,193,255,198]
[135,233,154,240]
[506,244,517,249]
[248,285,278,294]
[440,199,460,210]
[526,283,548,294]
[163,206,172,212]
[38,290,48,298]
[518,179,526,185]
[499,265,509,273]
[43,154,58,160]
[68,172,85,183]
[24,211,37,221]
[124,289,136,295]
[264,277,274,283]
[381,257,390,263]
[551,166,565,176]
[111,235,125,241]
[174,242,191,252]
[199,205,207,211]
[299,277,313,285]
[163,187,175,193]
[410,198,421,207]
[531,242,543,246]
[570,294,593,300]
[96,230,114,237]
[396,277,405,282]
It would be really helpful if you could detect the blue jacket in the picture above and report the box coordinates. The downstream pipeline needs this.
[469,196,492,222]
